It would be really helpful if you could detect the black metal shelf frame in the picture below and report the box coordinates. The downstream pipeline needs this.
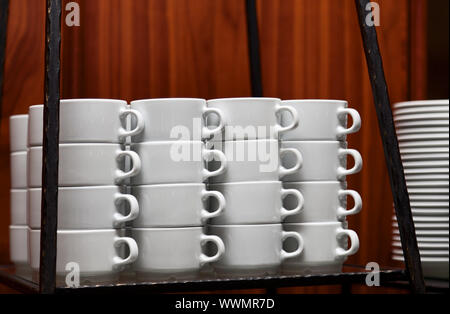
[0,0,426,294]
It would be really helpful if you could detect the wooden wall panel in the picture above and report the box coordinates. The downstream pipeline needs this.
[1,0,424,293]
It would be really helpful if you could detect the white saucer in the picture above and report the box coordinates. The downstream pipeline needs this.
[394,100,449,109]
[392,255,449,262]
[405,174,449,181]
[401,153,449,161]
[408,195,449,202]
[406,181,449,188]
[410,201,449,208]
[393,229,449,236]
[396,127,449,135]
[392,241,449,249]
[395,120,449,128]
[407,188,449,194]
[410,209,449,215]
[394,113,449,122]
[404,168,449,175]
[392,236,449,243]
[400,147,449,154]
[399,140,449,148]
[392,215,449,222]
[394,106,449,115]
[398,133,449,143]
[392,222,449,229]
[392,249,448,257]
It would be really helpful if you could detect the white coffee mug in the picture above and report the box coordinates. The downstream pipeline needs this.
[10,151,28,189]
[11,189,28,225]
[207,139,302,183]
[130,141,226,185]
[28,144,140,187]
[27,100,144,146]
[131,227,225,277]
[281,141,362,182]
[9,114,28,152]
[28,229,138,279]
[28,186,139,229]
[131,183,225,228]
[10,225,29,267]
[130,98,224,141]
[207,224,303,275]
[283,222,359,274]
[206,98,299,140]
[283,181,362,223]
[209,181,304,225]
[280,100,361,141]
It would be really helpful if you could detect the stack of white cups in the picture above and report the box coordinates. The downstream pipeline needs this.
[127,99,227,280]
[9,114,30,277]
[26,100,142,283]
[280,100,363,274]
[206,98,306,276]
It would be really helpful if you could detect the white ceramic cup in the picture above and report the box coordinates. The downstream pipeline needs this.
[131,183,225,228]
[28,186,139,229]
[283,222,359,274]
[130,141,226,185]
[10,225,29,267]
[131,227,225,277]
[28,144,140,187]
[283,181,362,223]
[10,189,28,225]
[281,141,363,182]
[9,114,28,152]
[10,151,28,189]
[206,98,299,140]
[130,98,224,142]
[207,139,302,183]
[209,181,304,225]
[28,229,138,279]
[27,100,144,146]
[280,100,361,141]
[207,224,304,275]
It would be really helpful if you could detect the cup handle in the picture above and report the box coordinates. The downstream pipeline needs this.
[335,228,360,259]
[199,234,225,266]
[337,190,362,220]
[201,190,226,222]
[275,105,299,134]
[279,148,303,178]
[202,149,227,180]
[113,237,139,269]
[115,150,142,183]
[336,108,361,138]
[281,231,304,261]
[280,188,304,220]
[202,108,225,139]
[113,193,140,227]
[118,108,145,141]
[337,148,363,180]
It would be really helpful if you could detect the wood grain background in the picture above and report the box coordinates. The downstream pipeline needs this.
[0,0,427,293]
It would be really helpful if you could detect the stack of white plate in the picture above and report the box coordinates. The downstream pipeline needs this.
[392,99,449,280]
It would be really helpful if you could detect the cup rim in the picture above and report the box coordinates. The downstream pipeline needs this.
[131,183,205,189]
[9,114,28,120]
[28,185,125,192]
[282,99,348,105]
[29,229,122,234]
[130,98,206,105]
[283,181,344,185]
[29,104,43,110]
[132,227,203,231]
[29,143,124,149]
[209,138,278,144]
[210,181,281,187]
[207,97,281,104]
[284,222,345,227]
[207,223,282,228]
[10,151,27,156]
[60,98,127,104]
[9,225,28,231]
[131,140,204,146]
[282,140,343,145]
